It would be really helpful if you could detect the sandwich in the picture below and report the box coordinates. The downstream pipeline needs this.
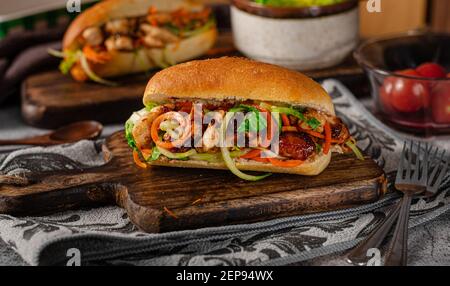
[50,0,217,85]
[125,57,363,181]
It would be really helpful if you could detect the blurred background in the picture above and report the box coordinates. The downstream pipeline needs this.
[208,0,450,37]
[0,0,449,136]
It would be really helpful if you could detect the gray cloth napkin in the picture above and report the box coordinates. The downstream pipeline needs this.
[0,80,448,266]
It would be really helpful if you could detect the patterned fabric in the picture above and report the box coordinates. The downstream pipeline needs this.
[0,80,448,266]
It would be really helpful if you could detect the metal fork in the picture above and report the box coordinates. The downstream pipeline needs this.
[385,142,448,266]
[347,142,448,266]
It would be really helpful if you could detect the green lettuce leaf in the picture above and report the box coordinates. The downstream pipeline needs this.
[235,104,267,133]
[148,146,161,161]
[59,50,80,75]
[125,120,137,151]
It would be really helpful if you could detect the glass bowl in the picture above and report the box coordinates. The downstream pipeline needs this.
[354,31,450,135]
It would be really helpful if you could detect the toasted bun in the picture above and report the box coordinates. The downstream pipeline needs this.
[147,151,331,176]
[63,0,203,50]
[144,57,335,115]
[89,28,217,78]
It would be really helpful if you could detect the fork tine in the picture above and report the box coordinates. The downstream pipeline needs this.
[396,142,407,182]
[412,141,421,181]
[405,141,414,180]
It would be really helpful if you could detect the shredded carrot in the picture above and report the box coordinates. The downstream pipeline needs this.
[299,127,345,144]
[150,6,157,14]
[300,128,325,139]
[70,64,87,82]
[251,157,270,163]
[191,198,202,205]
[141,149,152,160]
[240,149,271,163]
[252,105,275,146]
[281,114,290,126]
[151,113,191,149]
[282,126,298,132]
[268,158,303,168]
[133,150,147,169]
[82,46,111,64]
[150,19,158,27]
[163,207,178,219]
[151,117,173,149]
[240,149,262,159]
[323,122,331,155]
[240,149,303,167]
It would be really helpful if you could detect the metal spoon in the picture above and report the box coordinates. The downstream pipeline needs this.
[0,121,103,146]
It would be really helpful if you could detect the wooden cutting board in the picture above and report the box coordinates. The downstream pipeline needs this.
[0,131,387,233]
[21,32,363,129]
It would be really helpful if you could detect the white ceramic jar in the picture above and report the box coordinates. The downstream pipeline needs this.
[231,0,359,70]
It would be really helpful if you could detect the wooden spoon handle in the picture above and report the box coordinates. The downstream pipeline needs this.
[0,136,52,146]
[346,199,402,265]
[384,194,413,266]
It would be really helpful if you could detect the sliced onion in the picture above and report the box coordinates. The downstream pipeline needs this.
[157,146,197,160]
[152,112,191,149]
[79,53,118,86]
[345,141,364,161]
[48,49,65,58]
[160,120,179,131]
[256,148,286,159]
[189,153,222,163]
[220,113,271,181]
[259,102,273,111]
[230,150,246,158]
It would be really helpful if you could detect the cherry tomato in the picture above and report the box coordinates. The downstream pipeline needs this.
[448,73,450,78]
[431,82,450,124]
[379,77,396,112]
[380,69,430,113]
[416,62,447,78]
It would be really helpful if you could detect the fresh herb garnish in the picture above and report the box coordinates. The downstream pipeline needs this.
[306,118,321,130]
[235,104,267,133]
[164,17,216,38]
[59,50,80,75]
[270,106,321,130]
[271,106,306,122]
[315,143,322,153]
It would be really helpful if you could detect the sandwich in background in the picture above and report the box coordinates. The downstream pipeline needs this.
[50,0,217,85]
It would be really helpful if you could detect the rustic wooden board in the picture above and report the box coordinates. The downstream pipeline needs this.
[0,131,387,233]
[21,32,363,129]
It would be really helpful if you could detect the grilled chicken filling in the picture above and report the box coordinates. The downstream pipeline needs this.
[81,7,212,52]
[126,100,359,168]
[59,7,214,82]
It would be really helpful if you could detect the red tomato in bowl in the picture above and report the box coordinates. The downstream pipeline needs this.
[416,63,447,78]
[379,79,395,112]
[431,82,450,124]
[380,69,430,113]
